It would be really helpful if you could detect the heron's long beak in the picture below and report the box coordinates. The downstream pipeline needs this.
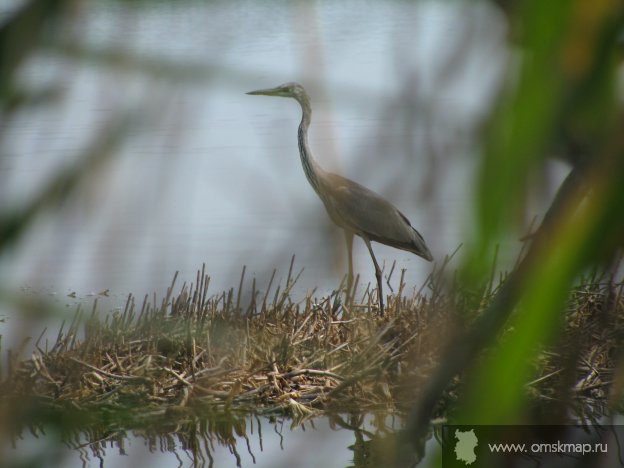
[246,87,281,97]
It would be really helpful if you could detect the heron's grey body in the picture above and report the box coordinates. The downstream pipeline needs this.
[247,82,433,314]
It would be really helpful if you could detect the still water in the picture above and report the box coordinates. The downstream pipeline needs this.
[0,0,511,302]
[0,1,559,466]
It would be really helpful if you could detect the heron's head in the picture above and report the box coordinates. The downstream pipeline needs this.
[246,82,308,102]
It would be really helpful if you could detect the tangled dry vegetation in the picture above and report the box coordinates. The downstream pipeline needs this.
[525,276,624,424]
[2,259,451,433]
[2,258,623,437]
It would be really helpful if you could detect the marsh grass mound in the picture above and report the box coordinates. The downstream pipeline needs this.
[2,258,623,448]
[2,260,448,432]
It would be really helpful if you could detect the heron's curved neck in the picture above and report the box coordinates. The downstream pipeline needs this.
[296,95,323,195]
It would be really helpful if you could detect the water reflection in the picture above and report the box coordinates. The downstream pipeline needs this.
[9,406,621,467]
[8,409,434,468]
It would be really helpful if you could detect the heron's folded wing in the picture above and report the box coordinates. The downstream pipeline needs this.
[323,173,415,246]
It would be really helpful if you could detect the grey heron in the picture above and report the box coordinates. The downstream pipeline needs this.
[247,82,433,315]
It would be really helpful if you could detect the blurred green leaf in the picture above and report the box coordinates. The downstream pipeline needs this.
[458,0,624,424]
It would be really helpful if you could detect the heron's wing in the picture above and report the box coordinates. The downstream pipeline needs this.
[321,173,418,248]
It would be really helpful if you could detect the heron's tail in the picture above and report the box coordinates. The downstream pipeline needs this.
[409,228,433,261]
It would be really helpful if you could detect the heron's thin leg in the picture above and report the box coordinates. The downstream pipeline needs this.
[344,230,354,295]
[363,238,384,316]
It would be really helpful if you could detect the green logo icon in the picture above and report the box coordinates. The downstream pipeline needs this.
[454,429,478,465]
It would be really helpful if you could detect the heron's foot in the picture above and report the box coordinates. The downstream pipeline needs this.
[370,288,384,317]
[374,273,384,317]
[370,301,385,317]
